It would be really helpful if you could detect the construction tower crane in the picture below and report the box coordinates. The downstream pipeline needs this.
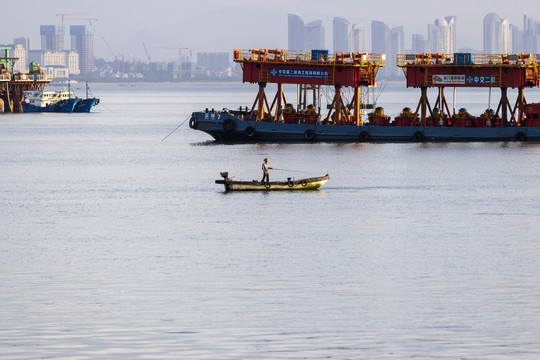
[101,37,118,60]
[56,13,89,29]
[70,18,98,25]
[143,42,151,63]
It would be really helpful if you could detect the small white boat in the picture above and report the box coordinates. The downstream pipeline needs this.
[215,172,329,191]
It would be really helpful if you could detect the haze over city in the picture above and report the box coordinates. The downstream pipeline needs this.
[2,0,539,62]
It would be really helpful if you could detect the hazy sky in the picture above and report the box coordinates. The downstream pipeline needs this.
[2,0,538,61]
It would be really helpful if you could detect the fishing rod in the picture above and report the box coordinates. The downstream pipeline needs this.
[271,168,307,173]
[162,116,190,141]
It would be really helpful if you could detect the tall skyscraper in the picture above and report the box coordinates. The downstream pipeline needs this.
[389,27,404,77]
[371,20,390,54]
[511,25,524,53]
[14,37,31,51]
[306,20,325,50]
[428,16,456,53]
[352,24,365,52]
[412,34,426,53]
[443,16,457,53]
[70,25,94,74]
[288,14,305,50]
[483,13,511,54]
[40,25,64,51]
[523,15,540,53]
[371,20,390,76]
[288,14,325,50]
[333,17,352,52]
[427,24,442,53]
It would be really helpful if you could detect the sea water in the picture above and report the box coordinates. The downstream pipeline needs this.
[1,83,540,359]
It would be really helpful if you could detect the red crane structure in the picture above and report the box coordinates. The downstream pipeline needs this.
[234,49,385,125]
[397,53,540,126]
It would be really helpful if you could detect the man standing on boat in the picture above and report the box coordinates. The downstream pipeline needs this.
[261,158,273,183]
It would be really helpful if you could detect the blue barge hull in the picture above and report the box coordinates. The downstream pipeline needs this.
[190,110,540,142]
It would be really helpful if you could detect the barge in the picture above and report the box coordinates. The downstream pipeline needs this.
[190,49,540,142]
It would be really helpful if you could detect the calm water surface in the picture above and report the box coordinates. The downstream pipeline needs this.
[1,83,540,359]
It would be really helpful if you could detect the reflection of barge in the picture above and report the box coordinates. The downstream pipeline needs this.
[191,49,540,142]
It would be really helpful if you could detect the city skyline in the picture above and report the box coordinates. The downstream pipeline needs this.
[1,0,539,62]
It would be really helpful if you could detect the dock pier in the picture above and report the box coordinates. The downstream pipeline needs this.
[1,56,51,113]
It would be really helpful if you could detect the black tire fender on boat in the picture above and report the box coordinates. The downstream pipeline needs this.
[414,131,425,142]
[304,129,315,141]
[359,131,370,141]
[264,182,271,189]
[189,117,198,129]
[245,126,255,137]
[300,180,307,187]
[223,117,236,132]
[515,132,527,141]
[287,181,294,187]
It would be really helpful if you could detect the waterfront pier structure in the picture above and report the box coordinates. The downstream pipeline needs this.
[1,53,51,113]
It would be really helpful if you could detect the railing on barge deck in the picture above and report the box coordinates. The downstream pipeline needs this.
[234,49,386,67]
[397,53,539,67]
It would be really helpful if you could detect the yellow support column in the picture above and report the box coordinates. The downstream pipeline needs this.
[257,82,266,121]
[334,85,342,125]
[353,86,361,125]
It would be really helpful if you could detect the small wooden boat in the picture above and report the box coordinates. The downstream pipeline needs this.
[215,172,329,191]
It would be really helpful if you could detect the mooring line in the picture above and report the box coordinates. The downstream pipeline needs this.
[162,116,190,141]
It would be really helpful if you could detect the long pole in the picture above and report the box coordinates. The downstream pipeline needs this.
[271,168,307,173]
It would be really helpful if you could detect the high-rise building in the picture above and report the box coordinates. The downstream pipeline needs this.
[333,17,352,52]
[523,15,540,53]
[443,16,457,53]
[352,24,365,52]
[40,25,64,51]
[11,45,27,73]
[371,20,390,54]
[334,18,365,53]
[288,14,325,51]
[306,20,325,50]
[14,37,31,51]
[288,14,306,50]
[427,24,442,53]
[70,25,94,74]
[483,13,511,54]
[371,20,390,76]
[197,52,230,72]
[511,25,523,53]
[28,49,80,77]
[428,16,456,53]
[389,27,404,77]
[412,34,426,53]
